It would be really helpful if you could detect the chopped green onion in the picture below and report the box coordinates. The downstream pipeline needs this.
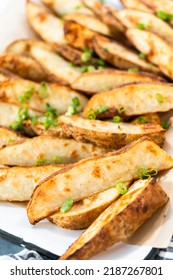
[156,11,173,21]
[115,182,127,195]
[139,53,147,59]
[18,87,34,104]
[40,103,58,130]
[11,121,21,131]
[35,158,50,166]
[69,62,76,68]
[102,47,108,51]
[66,97,80,116]
[72,96,80,107]
[7,139,16,144]
[46,103,58,117]
[31,115,38,125]
[137,168,158,180]
[128,68,139,73]
[97,105,109,114]
[11,107,30,131]
[38,81,49,99]
[112,116,121,123]
[156,93,164,104]
[118,106,125,114]
[137,116,149,124]
[137,23,146,30]
[53,156,62,164]
[75,5,81,10]
[86,109,97,120]
[81,49,93,63]
[161,120,170,130]
[60,198,73,213]
[99,0,105,3]
[97,59,106,67]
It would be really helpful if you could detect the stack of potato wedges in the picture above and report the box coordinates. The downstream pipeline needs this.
[0,0,173,260]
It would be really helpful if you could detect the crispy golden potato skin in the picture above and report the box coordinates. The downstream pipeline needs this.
[59,115,165,149]
[27,137,173,225]
[60,178,168,260]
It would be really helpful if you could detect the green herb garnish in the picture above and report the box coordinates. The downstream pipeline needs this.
[81,49,94,63]
[35,158,50,166]
[7,139,16,144]
[69,62,76,68]
[137,116,149,124]
[161,120,170,130]
[139,53,147,59]
[60,198,74,213]
[115,182,127,195]
[86,106,109,120]
[66,97,80,116]
[137,23,146,30]
[118,106,125,114]
[97,59,106,67]
[156,11,173,21]
[156,93,164,104]
[38,81,49,99]
[31,115,38,125]
[40,103,58,130]
[128,68,139,73]
[80,65,96,73]
[112,116,121,123]
[18,87,34,104]
[137,168,158,180]
[11,107,30,131]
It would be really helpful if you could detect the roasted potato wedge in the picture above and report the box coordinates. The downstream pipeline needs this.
[0,127,25,148]
[142,0,173,24]
[0,165,65,202]
[27,137,173,224]
[49,187,122,230]
[64,13,112,36]
[126,29,173,79]
[59,115,165,149]
[0,79,88,114]
[94,35,161,74]
[30,45,81,85]
[0,53,47,82]
[41,0,93,16]
[26,1,66,45]
[0,136,108,166]
[72,69,165,94]
[121,0,152,12]
[0,68,20,82]
[83,82,173,119]
[64,20,96,50]
[117,9,173,45]
[60,178,168,260]
[0,101,41,129]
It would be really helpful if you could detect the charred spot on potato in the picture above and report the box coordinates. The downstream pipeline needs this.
[92,166,101,178]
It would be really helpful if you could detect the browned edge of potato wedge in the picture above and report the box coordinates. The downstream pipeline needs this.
[0,53,47,82]
[0,136,109,167]
[83,82,173,119]
[58,115,165,149]
[59,178,169,260]
[72,69,165,94]
[120,0,152,12]
[0,165,65,202]
[27,137,173,224]
[93,34,161,74]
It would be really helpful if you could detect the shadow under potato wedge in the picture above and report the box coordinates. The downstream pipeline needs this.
[0,79,88,114]
[71,69,165,94]
[0,53,47,82]
[93,35,161,74]
[120,0,152,12]
[58,115,165,149]
[26,1,66,45]
[27,137,173,224]
[0,136,109,166]
[126,28,173,80]
[117,9,173,46]
[0,165,64,202]
[83,82,173,119]
[41,0,93,16]
[60,178,168,260]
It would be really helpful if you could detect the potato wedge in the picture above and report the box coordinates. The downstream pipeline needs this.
[59,115,165,149]
[83,82,173,119]
[49,187,122,230]
[126,29,173,79]
[27,137,173,224]
[64,20,96,50]
[0,101,41,129]
[82,0,125,36]
[41,0,93,16]
[72,69,165,94]
[30,46,81,85]
[0,127,25,148]
[0,53,47,82]
[121,0,152,12]
[94,35,161,74]
[0,165,65,202]
[0,68,20,82]
[60,178,168,259]
[64,13,112,36]
[0,136,108,167]
[142,0,173,24]
[0,79,88,114]
[117,9,173,45]
[26,1,66,45]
